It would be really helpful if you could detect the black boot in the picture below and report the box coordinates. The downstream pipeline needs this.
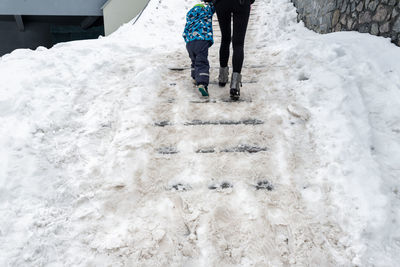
[230,72,242,101]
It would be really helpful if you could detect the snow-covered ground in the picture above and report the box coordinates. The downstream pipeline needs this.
[1,0,399,266]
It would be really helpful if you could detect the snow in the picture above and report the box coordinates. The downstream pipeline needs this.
[1,0,400,266]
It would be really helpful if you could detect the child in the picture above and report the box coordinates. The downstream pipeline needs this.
[183,1,215,97]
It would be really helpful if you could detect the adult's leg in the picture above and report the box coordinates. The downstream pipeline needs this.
[232,2,250,73]
[216,1,232,68]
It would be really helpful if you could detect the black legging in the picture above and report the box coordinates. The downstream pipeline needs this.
[216,0,251,73]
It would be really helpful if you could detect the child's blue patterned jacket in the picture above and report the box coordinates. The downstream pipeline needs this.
[182,3,215,45]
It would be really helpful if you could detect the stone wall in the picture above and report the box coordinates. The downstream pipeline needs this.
[291,0,400,46]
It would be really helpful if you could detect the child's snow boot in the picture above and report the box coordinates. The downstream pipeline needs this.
[218,67,229,87]
[198,84,209,97]
[230,72,241,101]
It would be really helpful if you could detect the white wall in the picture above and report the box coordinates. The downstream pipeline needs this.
[102,0,148,36]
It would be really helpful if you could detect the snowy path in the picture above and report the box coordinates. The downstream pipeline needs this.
[129,1,353,265]
[1,0,400,266]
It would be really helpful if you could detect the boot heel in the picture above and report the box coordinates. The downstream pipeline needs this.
[230,89,240,100]
[218,67,229,87]
[229,72,242,101]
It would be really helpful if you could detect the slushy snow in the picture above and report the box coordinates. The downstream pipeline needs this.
[1,0,400,266]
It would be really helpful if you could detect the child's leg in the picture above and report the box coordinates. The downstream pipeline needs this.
[186,42,196,80]
[190,61,196,81]
[193,40,211,86]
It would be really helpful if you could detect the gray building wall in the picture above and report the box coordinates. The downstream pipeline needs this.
[0,16,105,56]
[291,0,400,46]
[0,0,107,56]
[0,20,52,55]
[0,0,107,16]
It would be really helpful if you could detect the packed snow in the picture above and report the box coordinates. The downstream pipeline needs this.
[1,0,400,266]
